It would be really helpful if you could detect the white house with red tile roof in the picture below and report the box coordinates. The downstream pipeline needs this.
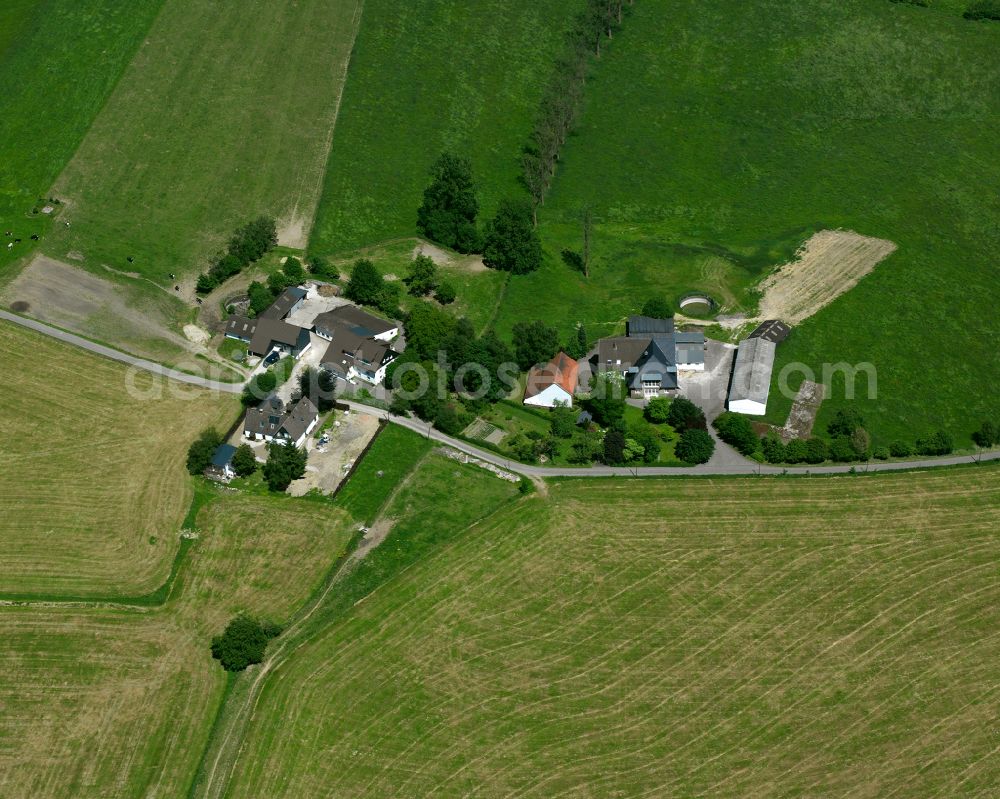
[524,352,579,408]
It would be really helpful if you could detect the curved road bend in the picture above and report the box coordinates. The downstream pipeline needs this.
[0,310,244,394]
[4,310,996,475]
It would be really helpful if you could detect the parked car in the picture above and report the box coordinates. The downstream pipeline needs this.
[263,350,281,367]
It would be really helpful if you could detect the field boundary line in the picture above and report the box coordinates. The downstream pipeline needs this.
[304,0,366,248]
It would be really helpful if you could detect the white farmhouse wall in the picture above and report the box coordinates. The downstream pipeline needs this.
[728,398,767,415]
[524,385,573,408]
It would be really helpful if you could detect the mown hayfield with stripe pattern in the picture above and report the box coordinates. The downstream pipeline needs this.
[0,492,357,798]
[0,320,238,596]
[227,467,1000,798]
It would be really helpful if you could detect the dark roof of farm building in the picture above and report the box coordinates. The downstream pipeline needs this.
[314,305,396,338]
[748,319,791,344]
[260,286,307,320]
[279,396,318,442]
[226,315,257,341]
[248,318,310,356]
[210,444,236,468]
[626,315,674,338]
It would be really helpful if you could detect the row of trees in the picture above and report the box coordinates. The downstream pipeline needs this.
[972,419,999,448]
[964,1,1000,20]
[404,254,456,303]
[245,255,306,316]
[185,426,305,490]
[710,406,960,466]
[196,216,277,293]
[522,1,633,221]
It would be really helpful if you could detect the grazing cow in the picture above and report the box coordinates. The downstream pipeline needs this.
[30,234,39,241]
[4,231,10,237]
[196,298,203,305]
[13,238,21,243]
[169,273,176,279]
[6,243,12,249]
[174,285,180,291]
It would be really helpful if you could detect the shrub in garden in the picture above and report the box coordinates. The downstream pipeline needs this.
[713,412,760,456]
[675,428,715,465]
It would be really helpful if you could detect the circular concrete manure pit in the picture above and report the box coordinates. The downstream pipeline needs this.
[679,294,716,317]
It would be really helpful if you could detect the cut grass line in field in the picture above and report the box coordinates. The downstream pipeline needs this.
[44,0,363,280]
[191,438,446,799]
[221,466,1000,797]
[197,447,519,799]
[0,321,238,596]
[309,0,582,253]
[0,488,356,798]
[536,0,1000,445]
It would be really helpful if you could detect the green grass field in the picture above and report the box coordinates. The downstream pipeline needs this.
[0,0,40,57]
[308,0,582,253]
[221,466,1000,798]
[332,423,434,524]
[0,0,164,277]
[527,0,1000,446]
[40,0,362,281]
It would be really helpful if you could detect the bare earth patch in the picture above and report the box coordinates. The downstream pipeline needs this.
[288,412,380,497]
[184,324,210,345]
[780,380,825,442]
[2,255,191,359]
[414,239,488,272]
[277,212,308,250]
[756,230,897,325]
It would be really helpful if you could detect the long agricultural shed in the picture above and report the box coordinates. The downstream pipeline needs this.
[727,336,777,415]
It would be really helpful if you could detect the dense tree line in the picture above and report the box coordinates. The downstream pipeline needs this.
[186,428,223,474]
[972,419,999,448]
[482,199,543,275]
[342,259,403,318]
[263,442,307,491]
[296,367,337,413]
[231,444,258,477]
[521,0,633,221]
[196,216,277,293]
[964,0,1000,20]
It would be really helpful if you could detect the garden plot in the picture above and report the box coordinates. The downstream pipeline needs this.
[464,418,508,446]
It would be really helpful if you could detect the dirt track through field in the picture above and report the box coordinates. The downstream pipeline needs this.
[756,230,897,324]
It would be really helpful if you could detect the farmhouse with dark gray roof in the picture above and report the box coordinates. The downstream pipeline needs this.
[260,286,307,320]
[315,305,399,385]
[224,285,312,359]
[247,318,311,358]
[243,395,318,447]
[591,315,705,398]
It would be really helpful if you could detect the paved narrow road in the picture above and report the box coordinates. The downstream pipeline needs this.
[0,310,244,393]
[5,309,996,476]
[338,400,1000,478]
